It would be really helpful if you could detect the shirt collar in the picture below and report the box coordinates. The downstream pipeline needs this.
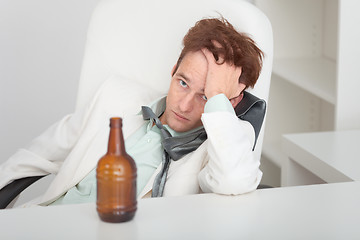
[136,95,166,117]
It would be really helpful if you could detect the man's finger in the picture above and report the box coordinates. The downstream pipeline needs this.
[201,48,216,63]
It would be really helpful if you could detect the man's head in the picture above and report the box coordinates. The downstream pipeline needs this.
[174,17,264,89]
[160,17,264,132]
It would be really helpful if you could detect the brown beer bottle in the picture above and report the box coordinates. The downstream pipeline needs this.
[96,117,137,223]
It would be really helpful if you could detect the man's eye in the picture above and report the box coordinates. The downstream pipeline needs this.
[202,95,207,101]
[179,80,187,88]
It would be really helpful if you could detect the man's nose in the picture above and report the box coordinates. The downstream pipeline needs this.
[179,94,194,112]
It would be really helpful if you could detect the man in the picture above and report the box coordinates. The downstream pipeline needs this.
[0,17,264,206]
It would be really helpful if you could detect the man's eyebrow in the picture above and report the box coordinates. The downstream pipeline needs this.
[177,72,191,82]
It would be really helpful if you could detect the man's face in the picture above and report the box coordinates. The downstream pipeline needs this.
[160,51,208,132]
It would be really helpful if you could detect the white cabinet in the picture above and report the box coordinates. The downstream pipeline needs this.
[254,0,360,183]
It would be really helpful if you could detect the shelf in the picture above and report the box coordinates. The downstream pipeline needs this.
[272,57,336,105]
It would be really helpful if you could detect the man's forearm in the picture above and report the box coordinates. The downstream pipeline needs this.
[198,96,262,195]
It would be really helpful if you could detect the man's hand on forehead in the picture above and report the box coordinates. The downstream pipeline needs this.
[201,47,245,101]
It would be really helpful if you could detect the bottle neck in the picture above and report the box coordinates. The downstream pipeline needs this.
[107,118,126,155]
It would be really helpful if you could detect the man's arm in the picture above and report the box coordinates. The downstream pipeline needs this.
[0,98,92,190]
[198,94,262,194]
[0,75,162,192]
[197,48,262,194]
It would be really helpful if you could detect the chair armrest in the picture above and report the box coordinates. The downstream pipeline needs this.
[257,184,273,189]
[0,176,46,209]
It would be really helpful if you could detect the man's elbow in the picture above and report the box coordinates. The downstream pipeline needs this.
[199,170,263,195]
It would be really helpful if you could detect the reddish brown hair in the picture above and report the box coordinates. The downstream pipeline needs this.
[174,17,264,89]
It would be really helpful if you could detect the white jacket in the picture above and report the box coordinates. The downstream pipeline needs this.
[0,76,262,206]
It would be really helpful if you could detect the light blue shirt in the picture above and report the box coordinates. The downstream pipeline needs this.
[50,94,233,205]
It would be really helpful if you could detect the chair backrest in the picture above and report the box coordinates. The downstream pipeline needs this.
[76,0,273,162]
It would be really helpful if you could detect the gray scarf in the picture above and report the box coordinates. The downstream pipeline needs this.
[141,106,207,197]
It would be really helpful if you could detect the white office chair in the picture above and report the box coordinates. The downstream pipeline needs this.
[0,0,273,208]
[77,0,273,159]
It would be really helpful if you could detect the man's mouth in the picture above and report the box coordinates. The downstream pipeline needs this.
[173,111,189,121]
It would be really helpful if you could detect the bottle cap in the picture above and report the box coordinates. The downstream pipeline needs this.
[110,117,122,128]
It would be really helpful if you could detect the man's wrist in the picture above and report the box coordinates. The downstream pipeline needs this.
[205,90,223,100]
[204,93,235,114]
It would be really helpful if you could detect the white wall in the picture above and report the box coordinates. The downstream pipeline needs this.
[0,0,99,163]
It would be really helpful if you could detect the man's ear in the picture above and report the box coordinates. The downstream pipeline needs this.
[230,92,244,108]
[230,83,246,108]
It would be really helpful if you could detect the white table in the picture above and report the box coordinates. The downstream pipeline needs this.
[1,181,360,239]
[282,130,360,186]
